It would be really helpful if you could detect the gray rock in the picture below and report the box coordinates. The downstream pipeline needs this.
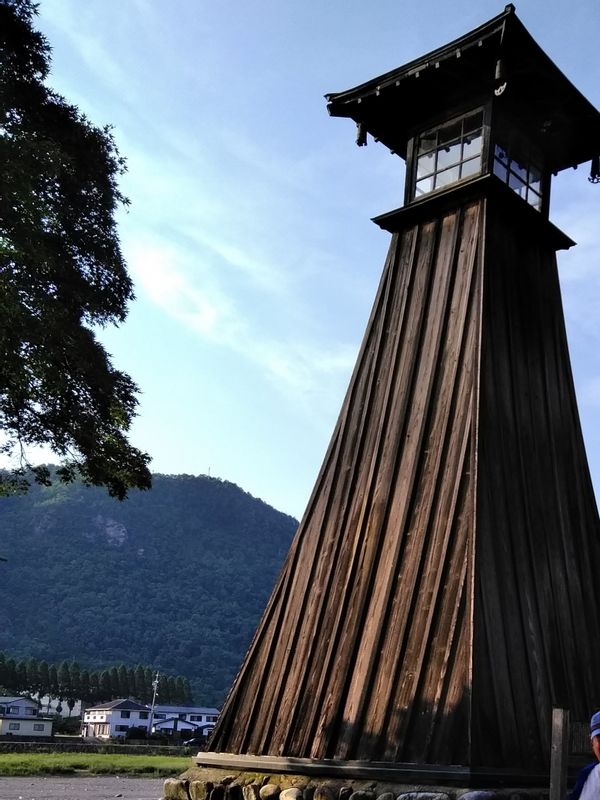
[280,789,304,800]
[227,785,244,800]
[211,785,226,800]
[314,786,335,800]
[164,778,191,800]
[458,794,497,800]
[349,792,375,800]
[339,789,352,800]
[397,794,449,800]
[377,793,394,800]
[190,782,211,800]
[243,785,261,800]
[260,785,282,800]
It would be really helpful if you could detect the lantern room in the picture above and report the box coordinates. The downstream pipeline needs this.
[326,4,600,219]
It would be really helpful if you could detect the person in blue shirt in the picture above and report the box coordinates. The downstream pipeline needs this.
[569,711,600,800]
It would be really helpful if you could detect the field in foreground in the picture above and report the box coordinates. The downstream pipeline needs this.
[0,752,190,777]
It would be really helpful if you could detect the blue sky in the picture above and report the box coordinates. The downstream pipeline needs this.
[35,0,600,519]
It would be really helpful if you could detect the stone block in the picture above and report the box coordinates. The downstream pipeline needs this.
[260,784,282,800]
[349,792,375,800]
[190,783,213,800]
[314,786,335,800]
[281,789,304,800]
[243,785,261,800]
[164,778,191,800]
[458,794,497,800]
[227,785,244,800]
[211,785,226,800]
[397,794,450,800]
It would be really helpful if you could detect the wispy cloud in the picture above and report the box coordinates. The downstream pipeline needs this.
[127,241,356,403]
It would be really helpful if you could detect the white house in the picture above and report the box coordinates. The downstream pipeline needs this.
[0,696,53,737]
[82,699,150,738]
[152,704,219,737]
[82,699,219,739]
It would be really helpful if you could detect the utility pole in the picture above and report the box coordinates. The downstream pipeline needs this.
[147,671,159,736]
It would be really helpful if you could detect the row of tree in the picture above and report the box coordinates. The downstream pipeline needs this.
[0,652,193,713]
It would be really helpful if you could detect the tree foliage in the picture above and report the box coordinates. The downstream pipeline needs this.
[0,0,151,499]
[0,651,193,706]
[0,471,298,704]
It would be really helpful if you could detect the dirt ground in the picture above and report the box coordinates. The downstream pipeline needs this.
[0,775,164,800]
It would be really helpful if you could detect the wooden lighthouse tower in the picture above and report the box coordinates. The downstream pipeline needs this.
[207,5,600,780]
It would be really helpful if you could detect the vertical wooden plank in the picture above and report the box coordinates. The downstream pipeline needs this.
[549,707,569,800]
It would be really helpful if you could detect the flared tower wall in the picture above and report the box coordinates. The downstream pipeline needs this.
[209,188,600,773]
[211,199,482,765]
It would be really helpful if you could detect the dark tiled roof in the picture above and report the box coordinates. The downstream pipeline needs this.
[85,698,149,712]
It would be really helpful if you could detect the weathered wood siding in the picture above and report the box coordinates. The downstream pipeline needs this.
[210,199,483,764]
[472,205,600,770]
[209,191,600,771]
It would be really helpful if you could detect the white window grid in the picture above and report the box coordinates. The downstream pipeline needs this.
[415,110,484,198]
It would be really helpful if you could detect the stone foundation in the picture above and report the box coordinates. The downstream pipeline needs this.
[162,767,549,800]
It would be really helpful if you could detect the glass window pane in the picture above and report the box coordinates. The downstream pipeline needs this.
[527,187,542,209]
[462,132,482,160]
[438,119,462,146]
[462,110,484,135]
[495,144,509,165]
[529,164,542,194]
[417,152,436,179]
[413,110,490,201]
[418,133,437,155]
[437,139,461,170]
[508,171,527,198]
[461,156,481,179]
[415,176,434,196]
[493,159,508,182]
[434,164,460,189]
[511,160,528,182]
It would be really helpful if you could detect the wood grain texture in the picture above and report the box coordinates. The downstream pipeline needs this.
[209,188,600,772]
[210,198,482,764]
[472,199,600,770]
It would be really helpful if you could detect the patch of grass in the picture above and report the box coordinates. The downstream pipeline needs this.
[0,752,191,777]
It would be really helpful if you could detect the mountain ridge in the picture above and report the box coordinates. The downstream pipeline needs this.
[0,470,298,705]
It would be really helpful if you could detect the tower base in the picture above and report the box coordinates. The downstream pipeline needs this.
[163,760,554,800]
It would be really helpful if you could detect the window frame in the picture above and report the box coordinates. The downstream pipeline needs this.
[491,141,547,214]
[407,105,489,204]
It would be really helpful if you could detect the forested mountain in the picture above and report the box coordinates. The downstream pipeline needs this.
[0,471,297,705]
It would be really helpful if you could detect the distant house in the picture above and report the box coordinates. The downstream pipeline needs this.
[82,699,150,738]
[0,696,53,737]
[82,699,219,739]
[152,704,219,737]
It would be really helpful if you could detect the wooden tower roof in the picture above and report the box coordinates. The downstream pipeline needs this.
[326,4,600,174]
